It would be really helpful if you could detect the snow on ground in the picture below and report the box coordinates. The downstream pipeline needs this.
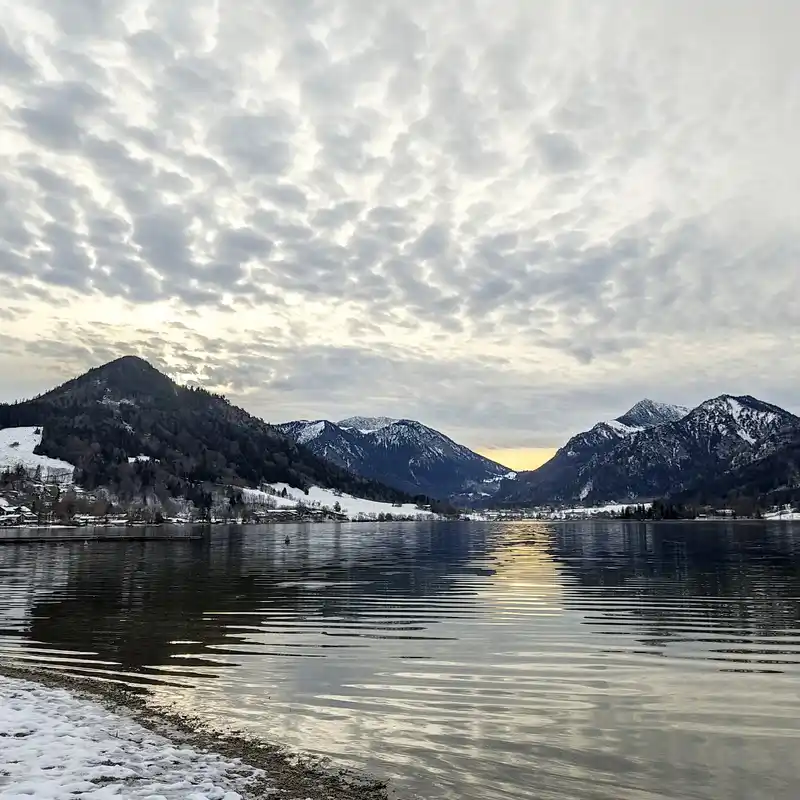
[0,677,265,799]
[764,510,800,520]
[482,471,517,484]
[0,427,74,482]
[560,502,653,516]
[242,483,437,520]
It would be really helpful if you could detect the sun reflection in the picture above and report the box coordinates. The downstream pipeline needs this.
[481,522,564,611]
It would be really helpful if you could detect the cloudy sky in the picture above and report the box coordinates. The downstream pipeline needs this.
[1,0,798,469]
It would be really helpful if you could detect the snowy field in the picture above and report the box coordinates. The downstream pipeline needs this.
[242,483,438,520]
[764,509,800,521]
[0,427,74,483]
[558,502,653,517]
[0,677,265,799]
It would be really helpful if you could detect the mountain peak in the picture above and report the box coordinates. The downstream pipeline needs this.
[616,399,689,428]
[279,416,510,498]
[1,358,414,507]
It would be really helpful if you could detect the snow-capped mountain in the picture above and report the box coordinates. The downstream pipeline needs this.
[494,395,798,506]
[277,417,512,499]
[615,399,690,429]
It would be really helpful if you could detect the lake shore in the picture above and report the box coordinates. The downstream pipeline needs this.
[0,663,397,800]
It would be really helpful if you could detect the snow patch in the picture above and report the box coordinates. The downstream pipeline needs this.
[337,415,398,432]
[244,484,438,520]
[0,427,74,483]
[604,419,643,435]
[561,502,653,516]
[0,677,266,799]
[763,509,800,521]
[295,420,325,444]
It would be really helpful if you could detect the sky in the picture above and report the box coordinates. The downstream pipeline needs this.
[0,1,798,471]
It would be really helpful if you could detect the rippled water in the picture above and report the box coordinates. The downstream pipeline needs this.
[2,521,800,799]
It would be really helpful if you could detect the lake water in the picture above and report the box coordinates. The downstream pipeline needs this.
[1,520,800,800]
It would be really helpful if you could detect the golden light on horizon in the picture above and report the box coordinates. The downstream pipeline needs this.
[477,447,557,471]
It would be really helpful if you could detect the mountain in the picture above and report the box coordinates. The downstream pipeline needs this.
[492,399,689,506]
[277,417,513,499]
[0,356,414,505]
[494,395,798,507]
[673,416,800,510]
[615,399,691,428]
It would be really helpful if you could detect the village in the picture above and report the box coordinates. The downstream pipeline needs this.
[0,463,442,530]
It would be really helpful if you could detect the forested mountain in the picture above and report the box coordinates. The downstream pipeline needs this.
[493,395,799,507]
[278,416,512,499]
[0,356,415,505]
[491,399,689,506]
[673,420,800,510]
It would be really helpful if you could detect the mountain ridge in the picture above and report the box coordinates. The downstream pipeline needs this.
[277,416,512,499]
[493,394,798,507]
[0,356,416,506]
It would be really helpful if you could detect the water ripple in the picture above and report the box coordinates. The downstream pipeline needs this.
[2,520,800,799]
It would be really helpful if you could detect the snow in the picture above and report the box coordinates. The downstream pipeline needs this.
[270,483,438,520]
[560,502,653,517]
[295,420,325,444]
[618,399,690,426]
[725,396,746,421]
[243,484,437,520]
[0,427,74,482]
[336,415,398,432]
[604,419,643,435]
[578,480,593,500]
[0,677,266,799]
[127,455,151,463]
[764,509,800,521]
[482,470,517,484]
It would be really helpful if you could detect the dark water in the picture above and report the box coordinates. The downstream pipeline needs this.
[2,521,800,800]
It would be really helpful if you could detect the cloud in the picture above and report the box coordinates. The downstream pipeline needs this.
[0,0,799,451]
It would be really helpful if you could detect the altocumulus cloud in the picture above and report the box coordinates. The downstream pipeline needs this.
[0,0,799,452]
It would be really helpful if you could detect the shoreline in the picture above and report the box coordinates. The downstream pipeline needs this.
[0,662,399,800]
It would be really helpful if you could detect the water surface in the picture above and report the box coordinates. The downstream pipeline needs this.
[1,520,799,799]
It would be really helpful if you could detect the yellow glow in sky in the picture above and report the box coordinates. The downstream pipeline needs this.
[477,448,557,471]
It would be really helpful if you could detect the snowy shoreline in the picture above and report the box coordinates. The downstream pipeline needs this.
[0,665,395,800]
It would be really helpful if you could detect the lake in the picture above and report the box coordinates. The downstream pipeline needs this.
[1,520,799,799]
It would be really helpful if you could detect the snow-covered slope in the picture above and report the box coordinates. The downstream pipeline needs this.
[338,416,398,432]
[0,427,74,482]
[615,399,690,428]
[494,395,798,506]
[277,417,510,499]
[243,483,438,520]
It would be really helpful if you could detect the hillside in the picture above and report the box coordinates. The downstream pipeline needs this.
[494,395,798,507]
[277,416,512,499]
[0,356,415,505]
[492,399,689,506]
[673,420,800,510]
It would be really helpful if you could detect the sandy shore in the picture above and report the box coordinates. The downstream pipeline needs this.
[0,663,398,800]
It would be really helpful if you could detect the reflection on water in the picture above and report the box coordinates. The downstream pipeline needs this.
[1,521,800,800]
